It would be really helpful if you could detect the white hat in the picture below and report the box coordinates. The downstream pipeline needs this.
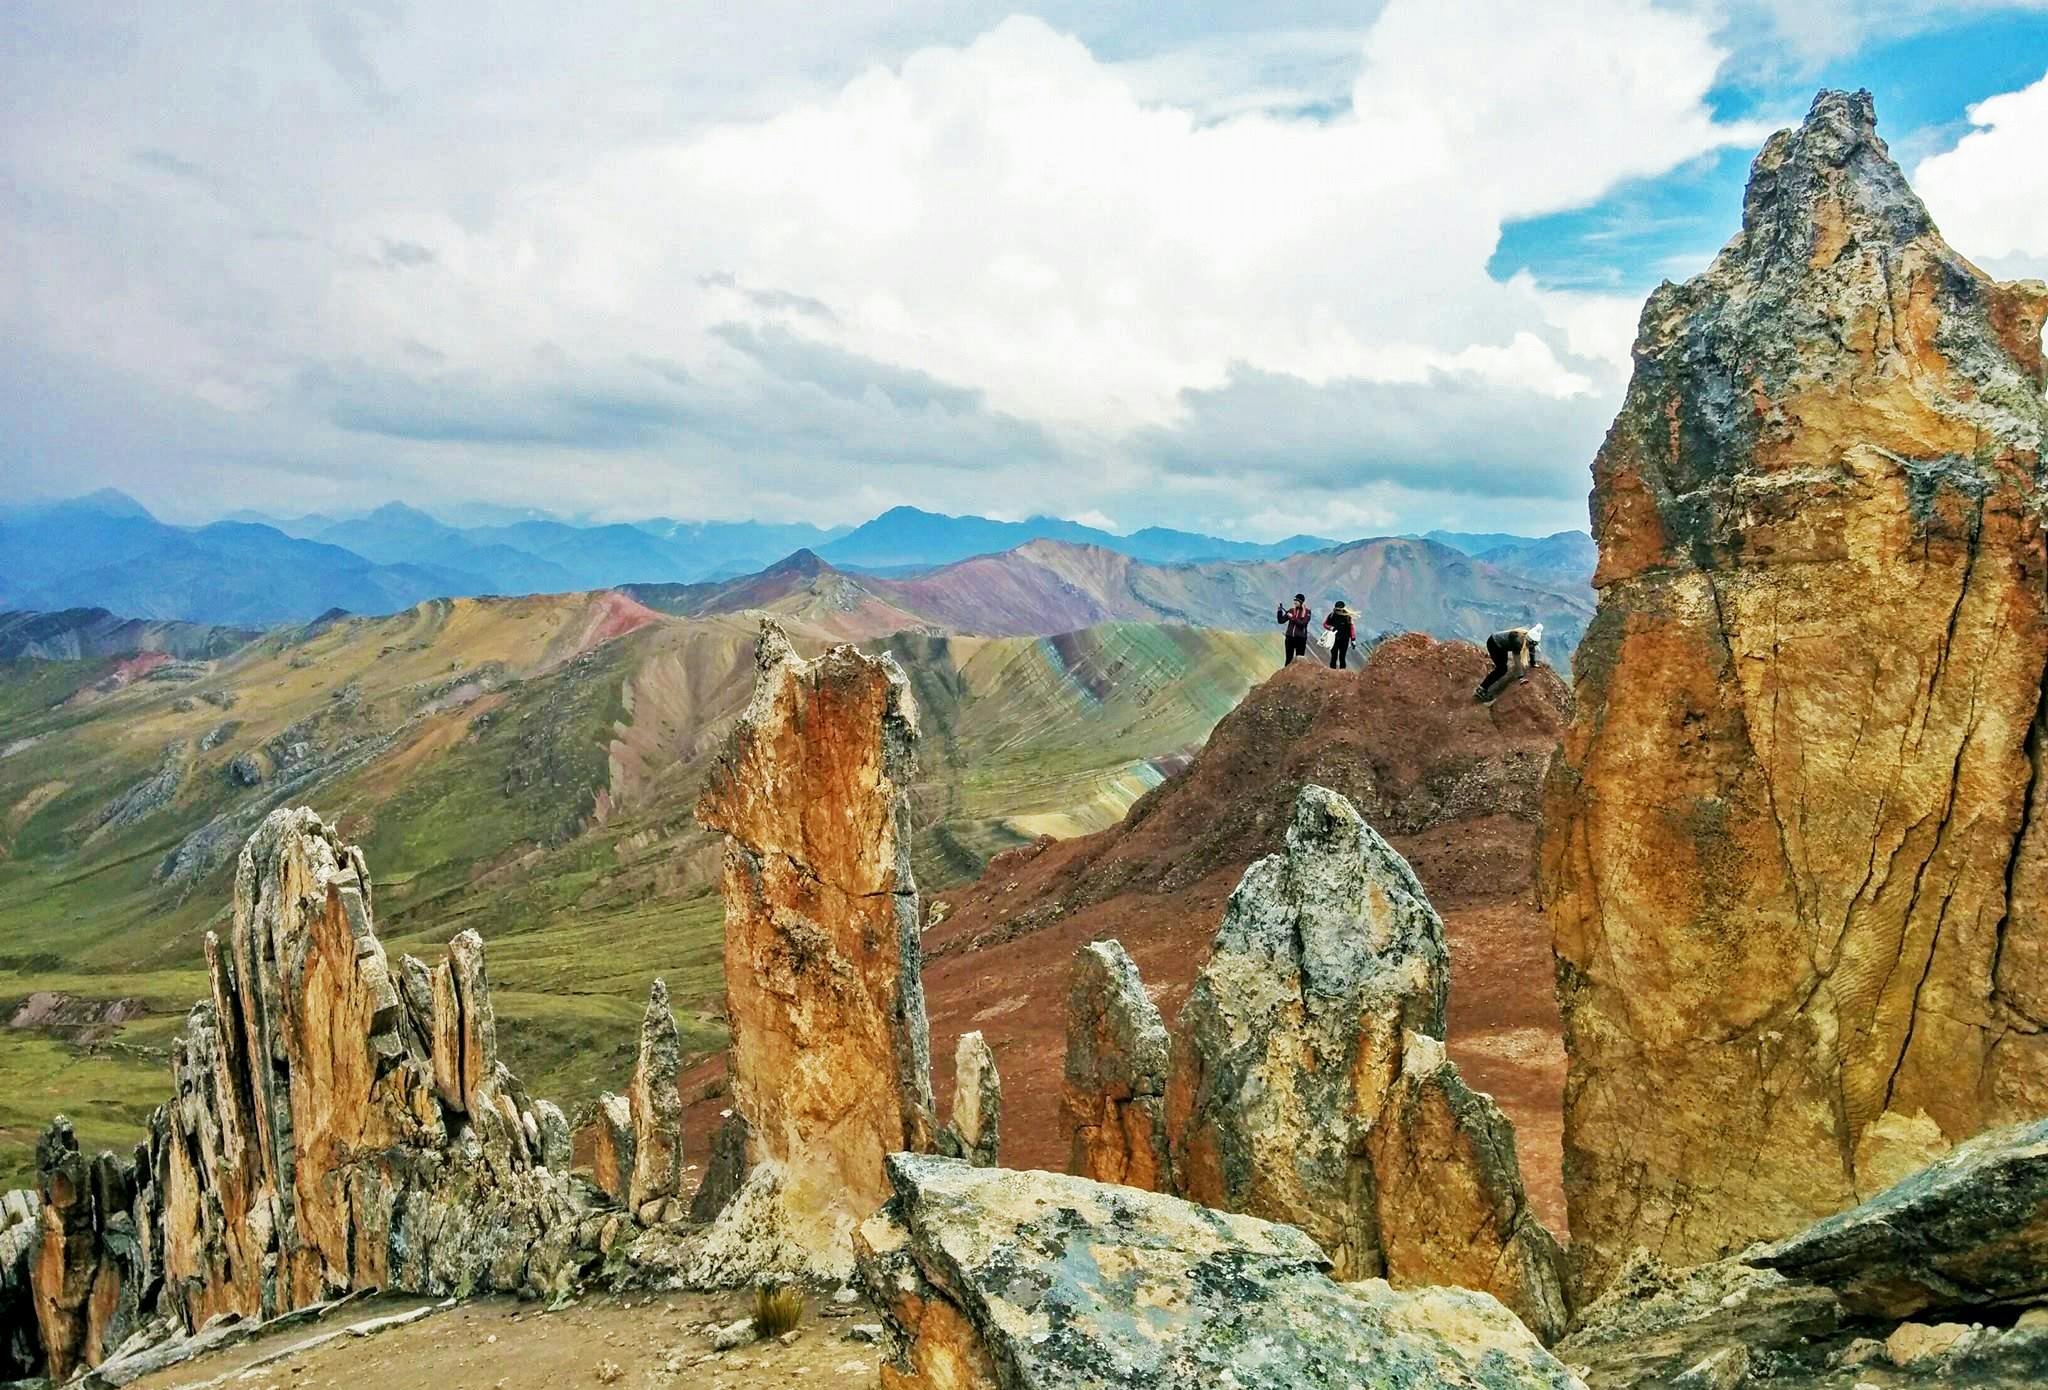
[1527,623,1545,642]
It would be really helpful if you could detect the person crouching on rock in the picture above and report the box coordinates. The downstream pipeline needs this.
[1479,622,1544,695]
[1323,600,1355,669]
[1277,594,1314,665]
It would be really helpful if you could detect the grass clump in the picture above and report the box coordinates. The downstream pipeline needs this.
[753,1283,803,1340]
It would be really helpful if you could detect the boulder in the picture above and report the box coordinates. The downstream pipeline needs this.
[694,620,938,1274]
[1751,1117,2048,1318]
[1368,1031,1570,1344]
[1061,939,1171,1190]
[854,1152,1582,1390]
[1541,88,2048,1288]
[1561,1123,2048,1386]
[628,980,684,1209]
[936,1031,1000,1169]
[1552,1247,1843,1389]
[1165,784,1448,1279]
[1,1187,41,1379]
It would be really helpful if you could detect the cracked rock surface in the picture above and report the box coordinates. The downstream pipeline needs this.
[855,1152,1582,1390]
[1540,88,2048,1291]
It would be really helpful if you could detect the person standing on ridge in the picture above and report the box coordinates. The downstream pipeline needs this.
[1477,622,1544,697]
[1276,593,1314,665]
[1323,600,1355,669]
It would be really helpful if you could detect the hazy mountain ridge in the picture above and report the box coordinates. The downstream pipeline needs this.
[0,608,259,662]
[819,505,1342,569]
[4,490,1595,628]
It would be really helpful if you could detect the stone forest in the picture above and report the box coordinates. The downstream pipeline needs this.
[6,89,2048,1390]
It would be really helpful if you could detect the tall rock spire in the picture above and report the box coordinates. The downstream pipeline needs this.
[694,620,937,1278]
[1543,89,2048,1291]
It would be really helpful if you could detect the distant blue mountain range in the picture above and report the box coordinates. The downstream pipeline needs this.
[0,491,1592,627]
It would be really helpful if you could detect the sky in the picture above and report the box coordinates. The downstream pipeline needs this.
[3,2,2046,541]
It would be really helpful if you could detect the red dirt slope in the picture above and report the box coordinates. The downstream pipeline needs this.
[920,632,1573,1230]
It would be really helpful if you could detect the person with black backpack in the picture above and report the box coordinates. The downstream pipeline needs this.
[1276,594,1314,664]
[1322,600,1355,669]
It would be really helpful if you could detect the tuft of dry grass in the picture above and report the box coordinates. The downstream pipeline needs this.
[753,1283,803,1340]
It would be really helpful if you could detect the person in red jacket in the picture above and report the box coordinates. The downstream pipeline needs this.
[1276,594,1314,664]
[1323,600,1355,669]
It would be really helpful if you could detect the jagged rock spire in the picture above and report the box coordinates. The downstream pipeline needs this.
[1544,88,2048,1292]
[693,620,937,1279]
[1062,939,1171,1190]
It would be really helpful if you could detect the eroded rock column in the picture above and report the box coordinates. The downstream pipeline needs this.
[695,621,937,1275]
[1061,939,1171,1190]
[159,807,583,1328]
[1541,89,2048,1290]
[629,979,684,1215]
[1166,784,1448,1279]
[937,1031,1001,1169]
[1367,1031,1570,1344]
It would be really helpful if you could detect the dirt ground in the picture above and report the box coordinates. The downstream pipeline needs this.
[127,1288,885,1390]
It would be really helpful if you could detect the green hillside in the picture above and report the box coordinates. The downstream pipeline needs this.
[0,595,1273,1187]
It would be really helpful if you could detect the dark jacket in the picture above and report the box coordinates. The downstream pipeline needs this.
[1277,604,1314,638]
[1323,609,1354,643]
[1489,627,1540,665]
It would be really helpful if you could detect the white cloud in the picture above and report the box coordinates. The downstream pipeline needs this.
[0,0,1761,534]
[1915,68,2048,280]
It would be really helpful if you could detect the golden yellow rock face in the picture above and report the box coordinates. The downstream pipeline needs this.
[1367,1032,1568,1344]
[696,621,937,1254]
[1542,89,2048,1292]
[157,809,577,1334]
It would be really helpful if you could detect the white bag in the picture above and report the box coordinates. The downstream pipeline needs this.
[1316,628,1335,649]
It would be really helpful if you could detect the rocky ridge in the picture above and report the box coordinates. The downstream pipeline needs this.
[3,808,608,1384]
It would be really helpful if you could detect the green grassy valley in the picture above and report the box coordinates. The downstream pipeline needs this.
[0,595,1273,1186]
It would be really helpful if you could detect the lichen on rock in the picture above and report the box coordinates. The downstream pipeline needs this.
[854,1152,1583,1390]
